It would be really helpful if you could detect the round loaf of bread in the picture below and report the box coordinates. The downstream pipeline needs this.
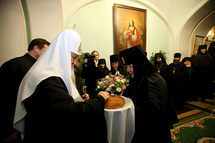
[105,94,125,109]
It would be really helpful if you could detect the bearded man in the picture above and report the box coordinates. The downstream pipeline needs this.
[153,53,170,84]
[168,53,187,110]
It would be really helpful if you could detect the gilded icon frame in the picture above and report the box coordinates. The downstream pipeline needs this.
[114,4,147,54]
[192,35,205,55]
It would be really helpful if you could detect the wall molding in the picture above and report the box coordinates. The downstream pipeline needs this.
[19,0,31,50]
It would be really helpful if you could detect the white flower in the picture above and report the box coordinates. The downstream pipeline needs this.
[121,79,126,84]
[116,87,122,92]
[105,75,110,79]
[106,87,112,92]
[115,70,119,75]
[97,85,101,89]
[116,79,120,82]
[98,82,102,86]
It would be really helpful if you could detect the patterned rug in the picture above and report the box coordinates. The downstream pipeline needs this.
[171,105,215,143]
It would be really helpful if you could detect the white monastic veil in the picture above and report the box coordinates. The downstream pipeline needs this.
[13,30,84,133]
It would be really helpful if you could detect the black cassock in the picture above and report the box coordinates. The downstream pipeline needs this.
[120,45,178,143]
[99,66,109,78]
[0,53,36,141]
[123,73,178,143]
[81,64,103,98]
[192,47,215,99]
[168,62,187,109]
[154,63,171,84]
[23,77,107,143]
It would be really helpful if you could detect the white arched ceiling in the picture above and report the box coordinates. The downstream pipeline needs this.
[178,0,215,56]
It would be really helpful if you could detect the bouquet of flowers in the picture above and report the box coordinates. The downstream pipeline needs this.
[96,71,129,95]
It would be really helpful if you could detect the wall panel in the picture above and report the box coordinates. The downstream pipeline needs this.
[0,0,26,65]
[27,0,63,43]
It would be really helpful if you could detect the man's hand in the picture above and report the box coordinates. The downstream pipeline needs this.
[98,91,110,102]
[82,94,89,100]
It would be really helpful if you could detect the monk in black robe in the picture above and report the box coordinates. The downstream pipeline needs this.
[120,45,178,143]
[182,57,197,101]
[153,53,170,84]
[13,30,109,143]
[208,42,215,93]
[192,45,215,100]
[208,42,215,63]
[168,53,187,109]
[110,54,128,77]
[23,77,108,143]
[0,38,50,143]
[98,59,109,78]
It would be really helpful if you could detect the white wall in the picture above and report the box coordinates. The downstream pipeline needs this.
[0,0,26,65]
[27,0,63,42]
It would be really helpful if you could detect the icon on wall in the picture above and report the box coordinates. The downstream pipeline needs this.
[192,35,205,55]
[114,4,147,54]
